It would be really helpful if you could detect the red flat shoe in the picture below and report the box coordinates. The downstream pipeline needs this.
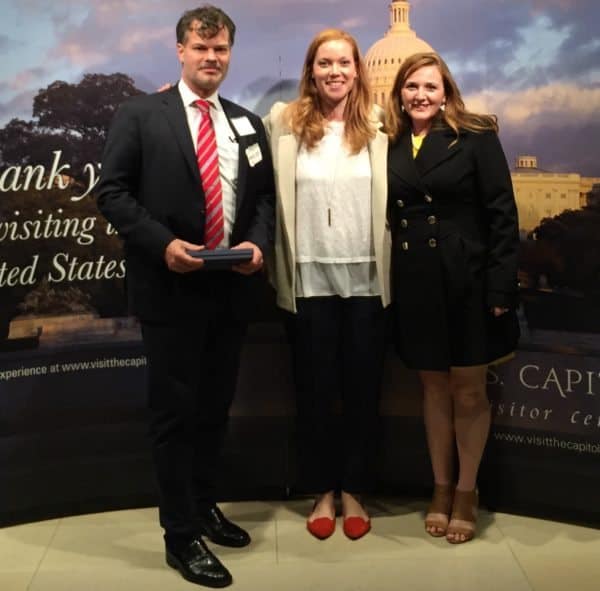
[307,516,336,539]
[343,516,371,540]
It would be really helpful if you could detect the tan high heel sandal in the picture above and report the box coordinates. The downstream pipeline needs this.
[446,489,478,544]
[424,483,455,537]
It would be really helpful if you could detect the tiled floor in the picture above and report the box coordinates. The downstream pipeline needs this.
[1,498,598,590]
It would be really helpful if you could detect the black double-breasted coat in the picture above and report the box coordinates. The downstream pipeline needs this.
[387,126,520,370]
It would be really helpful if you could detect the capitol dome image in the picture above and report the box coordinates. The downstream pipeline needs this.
[365,0,434,105]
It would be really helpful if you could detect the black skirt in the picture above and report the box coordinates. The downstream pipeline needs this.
[391,226,519,371]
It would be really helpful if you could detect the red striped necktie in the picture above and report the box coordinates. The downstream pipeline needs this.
[195,99,224,249]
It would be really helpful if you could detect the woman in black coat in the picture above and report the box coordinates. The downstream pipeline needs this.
[385,52,519,543]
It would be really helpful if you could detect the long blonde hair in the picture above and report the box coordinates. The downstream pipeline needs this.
[385,52,498,142]
[284,28,375,154]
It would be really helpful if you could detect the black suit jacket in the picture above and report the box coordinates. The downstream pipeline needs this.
[97,86,275,323]
[388,126,519,309]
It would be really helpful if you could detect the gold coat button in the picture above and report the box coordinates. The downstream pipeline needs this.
[401,241,409,251]
[427,215,437,224]
[424,194,433,203]
[428,238,437,248]
[396,199,405,208]
[400,219,408,228]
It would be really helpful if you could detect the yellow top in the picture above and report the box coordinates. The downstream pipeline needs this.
[411,133,425,158]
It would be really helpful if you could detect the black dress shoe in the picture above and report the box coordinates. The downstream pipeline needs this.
[166,537,232,588]
[197,505,251,548]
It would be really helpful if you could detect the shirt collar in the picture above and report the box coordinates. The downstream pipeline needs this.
[177,79,223,113]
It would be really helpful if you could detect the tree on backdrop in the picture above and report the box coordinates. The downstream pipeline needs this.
[0,73,144,182]
[531,205,600,295]
[0,73,144,341]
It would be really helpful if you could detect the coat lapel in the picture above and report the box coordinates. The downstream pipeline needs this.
[388,130,427,193]
[415,127,462,177]
[220,100,251,216]
[161,87,201,185]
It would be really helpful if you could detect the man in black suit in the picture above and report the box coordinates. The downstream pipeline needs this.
[97,6,274,588]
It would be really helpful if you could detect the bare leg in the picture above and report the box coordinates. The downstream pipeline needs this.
[451,365,489,491]
[420,370,455,535]
[447,364,489,542]
[308,490,335,522]
[341,491,369,520]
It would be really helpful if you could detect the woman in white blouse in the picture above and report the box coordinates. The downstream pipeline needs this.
[264,29,391,540]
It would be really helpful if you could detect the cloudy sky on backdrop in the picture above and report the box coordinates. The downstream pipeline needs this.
[1,0,599,174]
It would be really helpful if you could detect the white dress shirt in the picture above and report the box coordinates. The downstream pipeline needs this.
[178,79,238,247]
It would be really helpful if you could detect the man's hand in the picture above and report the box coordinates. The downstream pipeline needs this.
[164,239,205,273]
[491,307,509,317]
[231,241,263,275]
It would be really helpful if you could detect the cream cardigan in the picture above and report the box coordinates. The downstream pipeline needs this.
[263,102,391,313]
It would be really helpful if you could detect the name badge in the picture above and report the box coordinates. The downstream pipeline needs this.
[245,143,262,167]
[231,116,256,136]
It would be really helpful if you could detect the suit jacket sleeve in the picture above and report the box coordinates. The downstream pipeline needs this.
[96,99,176,263]
[473,131,520,308]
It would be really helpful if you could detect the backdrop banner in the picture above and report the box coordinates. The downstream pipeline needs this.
[1,0,599,526]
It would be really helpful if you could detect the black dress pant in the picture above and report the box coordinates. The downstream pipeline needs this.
[141,283,247,546]
[287,296,386,494]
